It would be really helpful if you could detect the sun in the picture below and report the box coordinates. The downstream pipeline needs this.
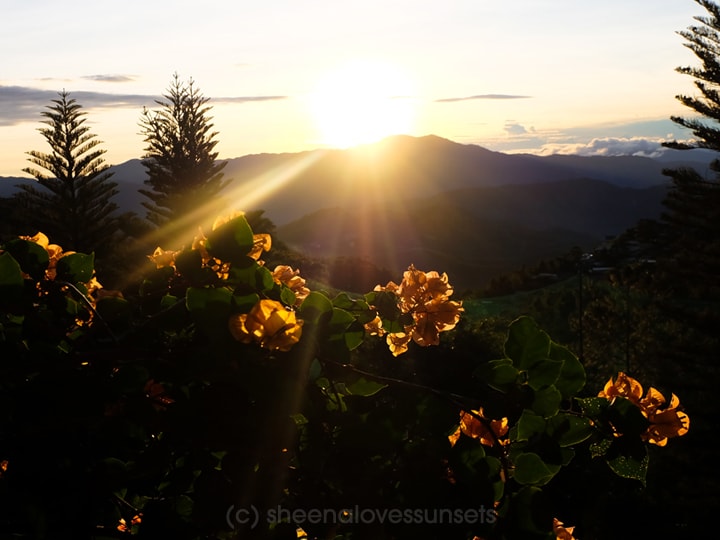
[308,60,416,148]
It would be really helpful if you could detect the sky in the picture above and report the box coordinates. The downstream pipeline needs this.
[0,0,707,177]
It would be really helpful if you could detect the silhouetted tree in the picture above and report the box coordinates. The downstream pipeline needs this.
[139,74,229,231]
[655,1,720,524]
[662,0,720,320]
[14,90,119,255]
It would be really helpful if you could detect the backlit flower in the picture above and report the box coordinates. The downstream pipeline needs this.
[148,247,177,269]
[272,265,310,305]
[374,265,463,356]
[598,372,689,446]
[553,517,577,540]
[448,409,509,448]
[228,299,303,352]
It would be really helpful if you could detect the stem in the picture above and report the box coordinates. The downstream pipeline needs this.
[328,360,510,469]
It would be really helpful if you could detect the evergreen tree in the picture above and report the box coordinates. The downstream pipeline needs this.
[662,0,720,317]
[655,1,720,522]
[14,90,119,255]
[138,74,229,231]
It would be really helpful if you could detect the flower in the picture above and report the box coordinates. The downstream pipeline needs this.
[553,517,577,540]
[228,299,303,351]
[598,372,690,446]
[448,409,509,447]
[148,246,178,269]
[272,265,310,305]
[19,232,70,281]
[373,265,463,356]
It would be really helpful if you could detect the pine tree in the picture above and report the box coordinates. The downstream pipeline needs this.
[662,0,720,301]
[15,90,119,255]
[138,74,229,231]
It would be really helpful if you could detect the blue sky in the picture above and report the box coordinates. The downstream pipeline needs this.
[0,0,705,176]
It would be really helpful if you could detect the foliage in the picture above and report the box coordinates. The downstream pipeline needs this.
[13,90,119,256]
[138,73,229,228]
[0,214,691,539]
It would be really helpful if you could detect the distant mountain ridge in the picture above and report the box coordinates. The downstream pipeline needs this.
[1,134,713,225]
[0,134,713,287]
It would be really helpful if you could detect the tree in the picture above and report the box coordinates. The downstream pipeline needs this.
[14,90,119,255]
[138,74,229,232]
[662,0,720,323]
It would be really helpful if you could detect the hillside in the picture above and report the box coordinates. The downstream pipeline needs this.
[275,178,666,289]
[0,135,703,288]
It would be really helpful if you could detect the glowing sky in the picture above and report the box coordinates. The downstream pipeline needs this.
[0,0,705,176]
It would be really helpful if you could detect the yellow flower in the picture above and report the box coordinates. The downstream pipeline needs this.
[364,315,385,337]
[448,409,509,448]
[553,517,577,540]
[272,265,310,305]
[598,372,690,445]
[374,265,463,355]
[598,371,643,405]
[386,331,412,356]
[228,299,303,352]
[248,233,272,261]
[19,232,66,280]
[148,247,177,269]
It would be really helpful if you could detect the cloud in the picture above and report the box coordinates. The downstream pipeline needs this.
[504,121,532,136]
[434,94,531,103]
[81,74,137,83]
[538,137,669,158]
[0,85,288,126]
[214,95,288,103]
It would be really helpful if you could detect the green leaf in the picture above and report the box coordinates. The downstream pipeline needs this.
[256,265,275,292]
[187,286,233,314]
[2,239,49,281]
[55,252,95,283]
[509,486,552,535]
[364,290,401,322]
[551,342,586,399]
[186,286,233,339]
[516,409,546,441]
[0,252,24,304]
[513,452,558,486]
[577,396,609,419]
[160,294,180,309]
[530,385,562,418]
[526,357,563,390]
[206,215,255,264]
[347,377,387,397]
[504,316,551,371]
[280,286,297,307]
[232,293,260,313]
[299,291,334,325]
[475,358,520,392]
[606,396,649,438]
[545,413,593,447]
[343,320,365,351]
[590,438,612,458]
[605,437,649,486]
[175,249,208,283]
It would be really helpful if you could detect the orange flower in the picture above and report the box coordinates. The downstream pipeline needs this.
[248,233,272,261]
[386,331,412,356]
[374,265,463,356]
[228,299,303,351]
[598,371,643,405]
[148,246,177,269]
[448,409,509,447]
[553,517,576,540]
[19,232,67,280]
[272,265,310,305]
[364,315,385,337]
[598,372,690,446]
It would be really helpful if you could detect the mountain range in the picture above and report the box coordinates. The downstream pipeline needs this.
[1,135,715,288]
